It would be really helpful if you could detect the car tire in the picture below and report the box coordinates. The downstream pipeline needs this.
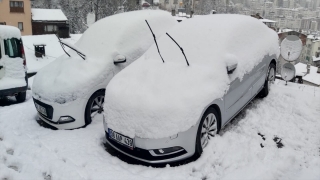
[84,90,105,126]
[259,63,276,98]
[16,91,26,103]
[195,107,220,158]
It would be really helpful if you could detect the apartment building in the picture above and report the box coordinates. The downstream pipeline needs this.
[0,0,32,35]
[301,35,320,66]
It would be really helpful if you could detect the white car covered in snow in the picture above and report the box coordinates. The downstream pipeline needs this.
[103,14,280,163]
[0,25,28,103]
[32,10,177,129]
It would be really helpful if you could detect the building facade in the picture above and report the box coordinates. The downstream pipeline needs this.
[0,0,32,35]
[301,35,320,66]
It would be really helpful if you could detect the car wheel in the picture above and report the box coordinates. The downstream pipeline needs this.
[16,91,26,103]
[195,107,219,157]
[84,90,105,125]
[259,63,276,98]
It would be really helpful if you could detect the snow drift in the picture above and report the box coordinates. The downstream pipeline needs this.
[104,14,280,139]
[32,10,177,103]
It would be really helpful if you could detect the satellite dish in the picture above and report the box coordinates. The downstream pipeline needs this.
[280,35,303,61]
[86,12,95,27]
[281,62,296,85]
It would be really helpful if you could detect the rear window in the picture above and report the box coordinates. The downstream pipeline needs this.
[4,38,22,58]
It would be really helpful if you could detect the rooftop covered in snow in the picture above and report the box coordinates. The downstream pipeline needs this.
[31,8,68,21]
[259,19,276,23]
[312,56,320,62]
[295,62,320,86]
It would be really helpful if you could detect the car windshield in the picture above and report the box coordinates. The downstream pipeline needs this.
[4,38,22,58]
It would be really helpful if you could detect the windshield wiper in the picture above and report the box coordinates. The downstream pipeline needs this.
[166,33,189,66]
[145,20,165,63]
[56,35,86,60]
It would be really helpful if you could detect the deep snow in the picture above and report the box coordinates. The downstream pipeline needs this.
[0,79,319,180]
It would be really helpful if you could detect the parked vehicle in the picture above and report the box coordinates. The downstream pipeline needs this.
[103,14,280,163]
[0,25,28,103]
[32,10,177,129]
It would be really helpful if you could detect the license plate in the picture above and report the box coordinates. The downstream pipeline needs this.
[35,103,47,116]
[108,128,134,149]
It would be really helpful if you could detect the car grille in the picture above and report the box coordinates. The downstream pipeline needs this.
[33,98,54,120]
[105,132,187,161]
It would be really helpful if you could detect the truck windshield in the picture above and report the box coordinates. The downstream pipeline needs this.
[4,38,22,58]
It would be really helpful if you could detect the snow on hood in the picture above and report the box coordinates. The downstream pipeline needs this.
[104,14,280,139]
[0,25,21,39]
[32,10,177,103]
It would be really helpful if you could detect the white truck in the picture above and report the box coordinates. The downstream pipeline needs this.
[0,25,28,103]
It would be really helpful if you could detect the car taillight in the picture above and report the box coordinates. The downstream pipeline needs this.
[20,44,26,66]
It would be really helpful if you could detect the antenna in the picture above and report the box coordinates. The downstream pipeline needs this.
[145,20,165,63]
[166,32,189,66]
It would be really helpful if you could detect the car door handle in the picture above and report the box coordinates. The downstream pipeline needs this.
[0,66,3,70]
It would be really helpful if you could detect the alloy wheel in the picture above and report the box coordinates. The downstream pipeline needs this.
[201,113,217,149]
[90,95,104,118]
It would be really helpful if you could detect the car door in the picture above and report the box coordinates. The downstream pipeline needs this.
[252,59,268,95]
[224,73,253,123]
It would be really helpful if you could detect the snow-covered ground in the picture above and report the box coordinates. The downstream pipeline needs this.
[22,34,82,73]
[0,79,319,180]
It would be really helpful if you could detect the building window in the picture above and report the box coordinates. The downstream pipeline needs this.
[0,22,6,25]
[18,22,23,31]
[306,56,310,61]
[44,25,58,32]
[165,0,169,4]
[10,1,24,13]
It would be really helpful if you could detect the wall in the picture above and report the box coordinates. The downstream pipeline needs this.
[32,21,69,38]
[0,0,32,35]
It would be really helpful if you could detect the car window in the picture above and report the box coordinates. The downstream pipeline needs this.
[4,38,22,58]
[0,43,2,59]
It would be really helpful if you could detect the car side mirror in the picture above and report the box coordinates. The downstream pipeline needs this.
[114,55,126,64]
[227,63,237,74]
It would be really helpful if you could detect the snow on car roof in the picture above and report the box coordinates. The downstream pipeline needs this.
[104,14,280,139]
[75,10,176,60]
[0,25,21,39]
[32,10,177,103]
[31,8,68,21]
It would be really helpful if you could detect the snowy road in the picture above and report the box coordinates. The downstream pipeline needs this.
[0,80,320,180]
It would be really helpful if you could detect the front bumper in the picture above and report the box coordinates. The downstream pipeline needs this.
[33,97,88,129]
[104,122,199,164]
[0,85,28,97]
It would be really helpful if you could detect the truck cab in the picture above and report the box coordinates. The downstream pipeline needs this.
[0,25,28,103]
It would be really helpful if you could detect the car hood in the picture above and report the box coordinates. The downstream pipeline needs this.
[104,59,229,139]
[32,54,113,103]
